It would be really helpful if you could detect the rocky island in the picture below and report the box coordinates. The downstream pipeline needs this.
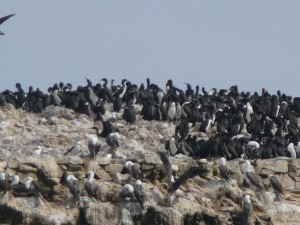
[0,80,300,225]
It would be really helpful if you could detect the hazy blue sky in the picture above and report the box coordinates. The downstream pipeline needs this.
[1,1,300,96]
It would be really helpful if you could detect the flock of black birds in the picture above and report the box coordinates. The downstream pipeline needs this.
[0,77,297,221]
[1,78,300,161]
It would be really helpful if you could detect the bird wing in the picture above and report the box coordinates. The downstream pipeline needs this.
[168,167,208,194]
[0,14,15,25]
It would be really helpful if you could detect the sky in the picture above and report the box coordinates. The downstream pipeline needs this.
[1,1,300,97]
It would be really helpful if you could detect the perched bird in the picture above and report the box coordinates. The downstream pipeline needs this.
[133,180,145,210]
[106,132,120,149]
[165,137,178,156]
[23,177,44,198]
[88,136,101,159]
[64,174,81,207]
[92,113,119,138]
[218,157,231,183]
[120,184,135,199]
[269,175,284,201]
[11,176,45,201]
[286,143,297,159]
[245,141,260,159]
[10,175,27,196]
[243,194,253,223]
[123,103,137,124]
[158,151,173,188]
[243,160,264,190]
[64,141,82,155]
[124,161,142,181]
[10,174,20,187]
[84,171,100,200]
[0,14,15,35]
[0,172,9,192]
[33,146,42,157]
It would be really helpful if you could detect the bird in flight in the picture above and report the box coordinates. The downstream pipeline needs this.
[0,14,15,35]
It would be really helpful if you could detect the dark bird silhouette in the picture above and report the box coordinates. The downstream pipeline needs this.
[84,171,100,200]
[91,113,119,138]
[60,173,81,207]
[269,175,284,201]
[243,160,265,190]
[158,151,173,188]
[133,180,146,210]
[0,14,15,35]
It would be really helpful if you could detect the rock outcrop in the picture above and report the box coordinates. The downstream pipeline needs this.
[0,104,299,225]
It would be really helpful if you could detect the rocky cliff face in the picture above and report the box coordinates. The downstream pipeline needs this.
[0,104,300,225]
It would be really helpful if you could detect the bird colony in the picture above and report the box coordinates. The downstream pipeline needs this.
[0,78,300,225]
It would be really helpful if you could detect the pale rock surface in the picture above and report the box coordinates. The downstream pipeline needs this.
[0,105,299,225]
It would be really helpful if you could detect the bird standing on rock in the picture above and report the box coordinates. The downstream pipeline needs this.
[243,194,253,224]
[84,171,100,200]
[88,136,101,159]
[218,157,231,183]
[0,172,9,192]
[61,173,81,207]
[243,160,264,190]
[124,161,142,181]
[269,175,284,201]
[64,141,82,155]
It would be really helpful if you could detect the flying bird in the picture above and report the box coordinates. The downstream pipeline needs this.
[0,14,15,35]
